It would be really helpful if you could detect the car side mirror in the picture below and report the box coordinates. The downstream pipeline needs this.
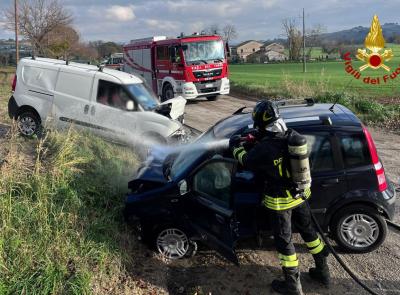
[178,180,188,195]
[126,100,135,111]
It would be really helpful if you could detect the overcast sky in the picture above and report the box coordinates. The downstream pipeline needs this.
[0,0,399,43]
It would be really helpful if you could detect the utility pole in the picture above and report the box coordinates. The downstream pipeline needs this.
[302,8,306,73]
[14,0,19,65]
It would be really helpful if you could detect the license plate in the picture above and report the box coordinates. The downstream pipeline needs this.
[205,83,214,88]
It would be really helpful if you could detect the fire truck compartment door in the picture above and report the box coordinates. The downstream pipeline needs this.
[159,96,186,120]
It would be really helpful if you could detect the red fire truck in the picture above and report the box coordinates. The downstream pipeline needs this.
[123,34,230,101]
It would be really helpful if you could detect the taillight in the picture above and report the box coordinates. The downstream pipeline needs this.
[11,75,17,92]
[363,125,387,192]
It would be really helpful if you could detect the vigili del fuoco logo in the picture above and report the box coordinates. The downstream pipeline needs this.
[343,15,399,85]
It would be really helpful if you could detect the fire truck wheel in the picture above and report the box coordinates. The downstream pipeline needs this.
[162,83,175,102]
[206,95,219,101]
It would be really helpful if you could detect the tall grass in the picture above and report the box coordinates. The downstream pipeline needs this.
[0,126,139,294]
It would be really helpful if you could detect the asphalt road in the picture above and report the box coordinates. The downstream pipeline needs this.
[175,94,400,295]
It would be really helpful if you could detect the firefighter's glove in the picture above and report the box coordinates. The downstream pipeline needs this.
[229,135,242,151]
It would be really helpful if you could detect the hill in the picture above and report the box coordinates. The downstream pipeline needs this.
[321,23,400,44]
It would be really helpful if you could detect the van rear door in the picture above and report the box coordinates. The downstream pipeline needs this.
[54,69,94,130]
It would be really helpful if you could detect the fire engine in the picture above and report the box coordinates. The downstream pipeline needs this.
[123,34,230,101]
[102,53,123,71]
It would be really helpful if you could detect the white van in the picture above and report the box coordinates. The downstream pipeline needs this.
[8,57,186,145]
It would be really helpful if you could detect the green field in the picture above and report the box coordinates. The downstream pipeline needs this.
[230,44,400,98]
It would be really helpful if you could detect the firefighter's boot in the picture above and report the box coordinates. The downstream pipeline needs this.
[271,267,304,295]
[309,252,330,286]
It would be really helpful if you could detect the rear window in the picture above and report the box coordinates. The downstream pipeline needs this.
[304,133,335,172]
[340,134,370,167]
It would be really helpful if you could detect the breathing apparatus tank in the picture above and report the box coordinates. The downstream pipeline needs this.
[287,130,312,192]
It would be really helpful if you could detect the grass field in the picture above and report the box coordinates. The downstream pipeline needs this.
[0,80,148,294]
[230,44,400,98]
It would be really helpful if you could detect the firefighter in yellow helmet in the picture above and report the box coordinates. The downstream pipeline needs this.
[229,100,330,294]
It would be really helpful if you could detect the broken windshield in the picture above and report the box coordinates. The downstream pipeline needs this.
[183,40,225,65]
[125,83,159,111]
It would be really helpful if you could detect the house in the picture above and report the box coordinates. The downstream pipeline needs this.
[231,40,263,62]
[247,42,287,63]
[262,43,285,54]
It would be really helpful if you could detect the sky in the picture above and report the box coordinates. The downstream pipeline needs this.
[0,0,399,43]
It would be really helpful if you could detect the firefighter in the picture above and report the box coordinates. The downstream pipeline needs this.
[229,100,330,294]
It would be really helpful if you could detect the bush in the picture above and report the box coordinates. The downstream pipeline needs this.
[0,126,139,294]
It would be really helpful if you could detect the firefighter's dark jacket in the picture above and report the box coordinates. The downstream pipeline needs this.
[232,130,311,211]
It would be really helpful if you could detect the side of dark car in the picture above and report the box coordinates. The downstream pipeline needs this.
[124,102,396,262]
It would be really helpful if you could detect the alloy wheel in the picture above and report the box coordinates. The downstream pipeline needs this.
[156,228,189,259]
[18,116,37,136]
[339,213,379,248]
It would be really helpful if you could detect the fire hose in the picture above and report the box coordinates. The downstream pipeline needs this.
[305,201,381,295]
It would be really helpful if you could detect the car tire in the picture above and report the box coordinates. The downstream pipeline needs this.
[206,95,219,101]
[162,83,175,102]
[17,111,42,137]
[154,226,197,260]
[330,205,387,253]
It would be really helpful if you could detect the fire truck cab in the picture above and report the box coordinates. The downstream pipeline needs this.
[123,34,230,101]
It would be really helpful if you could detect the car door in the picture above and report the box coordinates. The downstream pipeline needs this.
[301,131,347,226]
[89,77,138,142]
[53,69,94,130]
[184,158,240,265]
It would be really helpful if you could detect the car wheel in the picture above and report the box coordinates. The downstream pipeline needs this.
[17,111,41,137]
[206,95,219,101]
[162,83,175,102]
[155,227,197,259]
[331,205,387,253]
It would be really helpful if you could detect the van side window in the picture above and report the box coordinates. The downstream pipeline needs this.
[156,46,168,60]
[304,134,335,172]
[97,80,137,111]
[340,135,370,167]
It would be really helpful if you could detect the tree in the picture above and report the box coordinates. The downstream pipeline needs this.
[203,24,221,35]
[306,24,326,58]
[282,18,302,61]
[88,41,122,58]
[4,0,72,55]
[222,24,238,43]
[44,25,80,59]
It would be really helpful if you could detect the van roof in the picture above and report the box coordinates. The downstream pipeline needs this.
[19,57,143,85]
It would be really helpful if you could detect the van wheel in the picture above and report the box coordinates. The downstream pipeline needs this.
[154,226,197,259]
[17,111,41,137]
[331,205,387,253]
[162,83,174,102]
[207,95,219,101]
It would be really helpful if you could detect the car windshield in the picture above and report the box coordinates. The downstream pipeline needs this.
[183,40,225,64]
[169,130,215,179]
[125,83,159,111]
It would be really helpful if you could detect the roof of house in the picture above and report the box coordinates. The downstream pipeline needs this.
[233,40,263,48]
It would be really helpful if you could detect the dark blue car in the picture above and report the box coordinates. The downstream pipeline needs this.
[124,101,396,263]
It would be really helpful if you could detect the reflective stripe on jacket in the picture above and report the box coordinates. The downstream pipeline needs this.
[232,131,311,211]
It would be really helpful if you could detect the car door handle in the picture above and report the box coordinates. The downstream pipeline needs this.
[215,214,225,224]
[90,105,95,115]
[84,104,89,114]
[321,178,339,187]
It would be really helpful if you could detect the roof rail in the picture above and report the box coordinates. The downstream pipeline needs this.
[277,98,315,108]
